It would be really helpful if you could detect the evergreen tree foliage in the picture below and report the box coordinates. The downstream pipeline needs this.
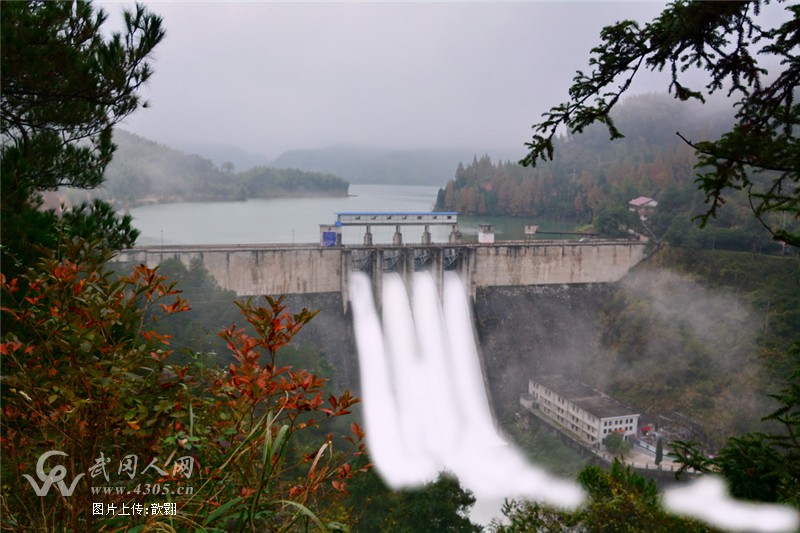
[520,0,799,247]
[388,474,481,533]
[492,461,717,532]
[1,1,164,275]
[59,199,140,251]
[1,1,164,194]
[594,205,639,237]
[345,470,482,532]
[656,438,664,466]
[239,166,350,198]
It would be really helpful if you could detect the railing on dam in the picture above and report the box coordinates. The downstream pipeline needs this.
[114,237,649,305]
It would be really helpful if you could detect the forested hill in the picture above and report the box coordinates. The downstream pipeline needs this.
[435,93,733,221]
[434,93,797,253]
[97,130,349,205]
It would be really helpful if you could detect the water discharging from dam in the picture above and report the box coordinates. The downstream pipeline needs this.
[349,270,584,509]
[349,269,799,532]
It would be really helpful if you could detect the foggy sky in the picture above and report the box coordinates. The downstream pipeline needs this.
[115,2,674,159]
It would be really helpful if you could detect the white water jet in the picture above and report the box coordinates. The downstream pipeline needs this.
[381,273,438,481]
[349,271,427,488]
[438,271,583,507]
[663,477,799,533]
[350,269,584,510]
[412,271,463,461]
[442,271,504,445]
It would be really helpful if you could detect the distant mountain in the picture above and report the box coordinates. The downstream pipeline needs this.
[97,130,348,205]
[173,141,273,172]
[271,146,521,187]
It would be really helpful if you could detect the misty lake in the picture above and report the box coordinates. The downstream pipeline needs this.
[129,183,576,246]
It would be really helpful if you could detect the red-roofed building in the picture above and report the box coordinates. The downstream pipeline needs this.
[628,196,658,220]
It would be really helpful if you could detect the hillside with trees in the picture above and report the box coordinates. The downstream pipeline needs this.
[435,93,795,254]
[495,1,800,529]
[96,130,350,205]
[436,94,726,218]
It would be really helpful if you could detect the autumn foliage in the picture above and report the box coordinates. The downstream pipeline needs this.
[0,239,366,531]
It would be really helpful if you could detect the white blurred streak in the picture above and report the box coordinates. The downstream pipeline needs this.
[349,270,584,510]
[349,271,431,487]
[664,476,799,533]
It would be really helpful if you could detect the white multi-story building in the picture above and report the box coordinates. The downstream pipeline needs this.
[520,375,639,447]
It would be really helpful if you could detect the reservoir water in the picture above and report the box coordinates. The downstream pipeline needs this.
[130,184,441,246]
[129,183,578,246]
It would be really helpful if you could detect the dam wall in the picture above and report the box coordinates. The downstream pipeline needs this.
[116,244,344,295]
[113,240,649,396]
[114,239,648,301]
[463,240,646,294]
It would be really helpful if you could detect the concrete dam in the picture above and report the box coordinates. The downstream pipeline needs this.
[113,239,648,303]
[113,216,800,530]
[113,216,649,399]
